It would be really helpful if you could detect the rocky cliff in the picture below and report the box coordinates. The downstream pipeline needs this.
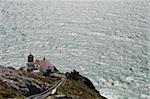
[56,70,106,99]
[0,65,106,99]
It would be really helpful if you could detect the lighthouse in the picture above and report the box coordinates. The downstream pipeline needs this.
[27,53,34,71]
[28,53,34,62]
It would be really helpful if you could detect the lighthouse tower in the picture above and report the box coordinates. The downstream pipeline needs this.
[27,53,34,71]
[28,53,34,62]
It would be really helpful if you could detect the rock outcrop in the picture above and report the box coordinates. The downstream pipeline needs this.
[65,70,101,95]
[57,70,106,99]
[0,65,60,98]
[0,65,106,99]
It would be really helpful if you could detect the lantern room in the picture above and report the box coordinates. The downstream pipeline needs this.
[28,53,34,62]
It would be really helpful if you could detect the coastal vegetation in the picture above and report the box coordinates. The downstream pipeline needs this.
[56,79,104,99]
[0,65,105,99]
[0,80,24,99]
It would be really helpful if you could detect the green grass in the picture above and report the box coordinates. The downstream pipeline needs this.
[0,80,24,99]
[56,79,105,99]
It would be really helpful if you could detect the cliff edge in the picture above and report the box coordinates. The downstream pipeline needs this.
[0,65,106,99]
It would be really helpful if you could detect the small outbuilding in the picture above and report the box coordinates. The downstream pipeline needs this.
[35,58,55,75]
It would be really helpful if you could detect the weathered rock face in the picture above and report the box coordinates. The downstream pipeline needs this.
[0,65,59,96]
[22,79,42,96]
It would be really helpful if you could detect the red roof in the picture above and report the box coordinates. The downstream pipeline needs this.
[39,60,50,68]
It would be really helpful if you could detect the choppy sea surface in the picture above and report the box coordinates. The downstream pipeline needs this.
[0,0,150,98]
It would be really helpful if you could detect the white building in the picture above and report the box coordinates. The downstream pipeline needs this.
[36,58,55,74]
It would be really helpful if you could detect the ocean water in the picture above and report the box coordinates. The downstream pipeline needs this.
[0,0,150,98]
